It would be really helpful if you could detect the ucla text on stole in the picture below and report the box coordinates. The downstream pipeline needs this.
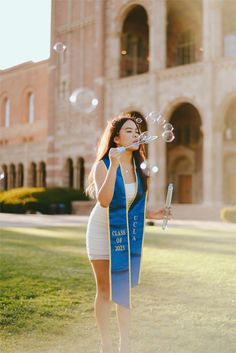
[112,215,138,252]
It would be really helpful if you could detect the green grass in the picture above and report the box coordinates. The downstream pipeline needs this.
[1,224,236,353]
[0,227,94,340]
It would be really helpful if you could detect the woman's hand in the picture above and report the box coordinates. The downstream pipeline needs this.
[108,147,123,167]
[147,207,172,220]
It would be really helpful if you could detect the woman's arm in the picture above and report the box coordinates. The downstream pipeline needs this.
[94,161,118,207]
[95,148,122,208]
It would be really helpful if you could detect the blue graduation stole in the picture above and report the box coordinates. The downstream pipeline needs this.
[103,156,147,308]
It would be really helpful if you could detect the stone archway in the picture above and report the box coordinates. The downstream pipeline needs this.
[167,102,203,203]
[120,5,149,77]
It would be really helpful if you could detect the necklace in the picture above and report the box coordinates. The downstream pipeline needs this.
[124,166,133,173]
[122,163,133,174]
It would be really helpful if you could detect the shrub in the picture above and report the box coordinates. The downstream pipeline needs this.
[220,205,236,223]
[0,187,89,214]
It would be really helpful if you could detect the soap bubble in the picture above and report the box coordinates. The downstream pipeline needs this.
[146,111,167,126]
[136,117,143,124]
[69,88,98,113]
[140,161,150,176]
[140,161,147,170]
[140,161,149,175]
[151,165,159,174]
[163,123,174,131]
[94,77,104,86]
[140,161,159,176]
[162,130,175,142]
[146,111,161,124]
[156,115,166,125]
[53,42,66,53]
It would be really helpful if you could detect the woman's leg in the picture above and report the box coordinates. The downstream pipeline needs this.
[116,304,131,353]
[91,260,113,352]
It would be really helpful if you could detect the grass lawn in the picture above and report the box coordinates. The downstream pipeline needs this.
[0,224,236,353]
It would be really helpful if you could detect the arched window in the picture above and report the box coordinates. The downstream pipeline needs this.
[167,0,202,67]
[77,157,85,190]
[17,163,24,187]
[28,93,35,123]
[38,162,46,187]
[29,162,37,187]
[176,30,196,65]
[66,158,74,188]
[4,98,10,128]
[120,5,149,77]
[9,164,16,189]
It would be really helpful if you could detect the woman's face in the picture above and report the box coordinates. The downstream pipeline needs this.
[114,120,140,150]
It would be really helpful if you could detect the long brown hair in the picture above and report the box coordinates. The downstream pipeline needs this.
[86,113,148,197]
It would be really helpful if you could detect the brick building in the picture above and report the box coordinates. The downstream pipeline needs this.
[0,0,236,220]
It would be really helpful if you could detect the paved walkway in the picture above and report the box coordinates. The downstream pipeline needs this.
[1,212,236,231]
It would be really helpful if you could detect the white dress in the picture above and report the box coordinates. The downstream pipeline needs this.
[86,183,136,260]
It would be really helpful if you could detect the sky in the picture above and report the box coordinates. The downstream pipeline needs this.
[0,0,51,70]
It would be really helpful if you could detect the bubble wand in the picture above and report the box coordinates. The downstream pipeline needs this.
[117,131,158,152]
[162,183,173,230]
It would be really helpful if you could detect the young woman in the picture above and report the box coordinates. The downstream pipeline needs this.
[86,114,171,353]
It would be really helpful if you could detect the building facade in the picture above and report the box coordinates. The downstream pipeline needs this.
[0,0,236,220]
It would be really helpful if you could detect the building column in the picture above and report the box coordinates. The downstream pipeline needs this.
[94,0,105,130]
[202,0,221,206]
[148,120,166,209]
[149,0,167,71]
[203,0,222,61]
[108,31,121,79]
[148,0,167,208]
[202,108,214,206]
[214,1,223,58]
